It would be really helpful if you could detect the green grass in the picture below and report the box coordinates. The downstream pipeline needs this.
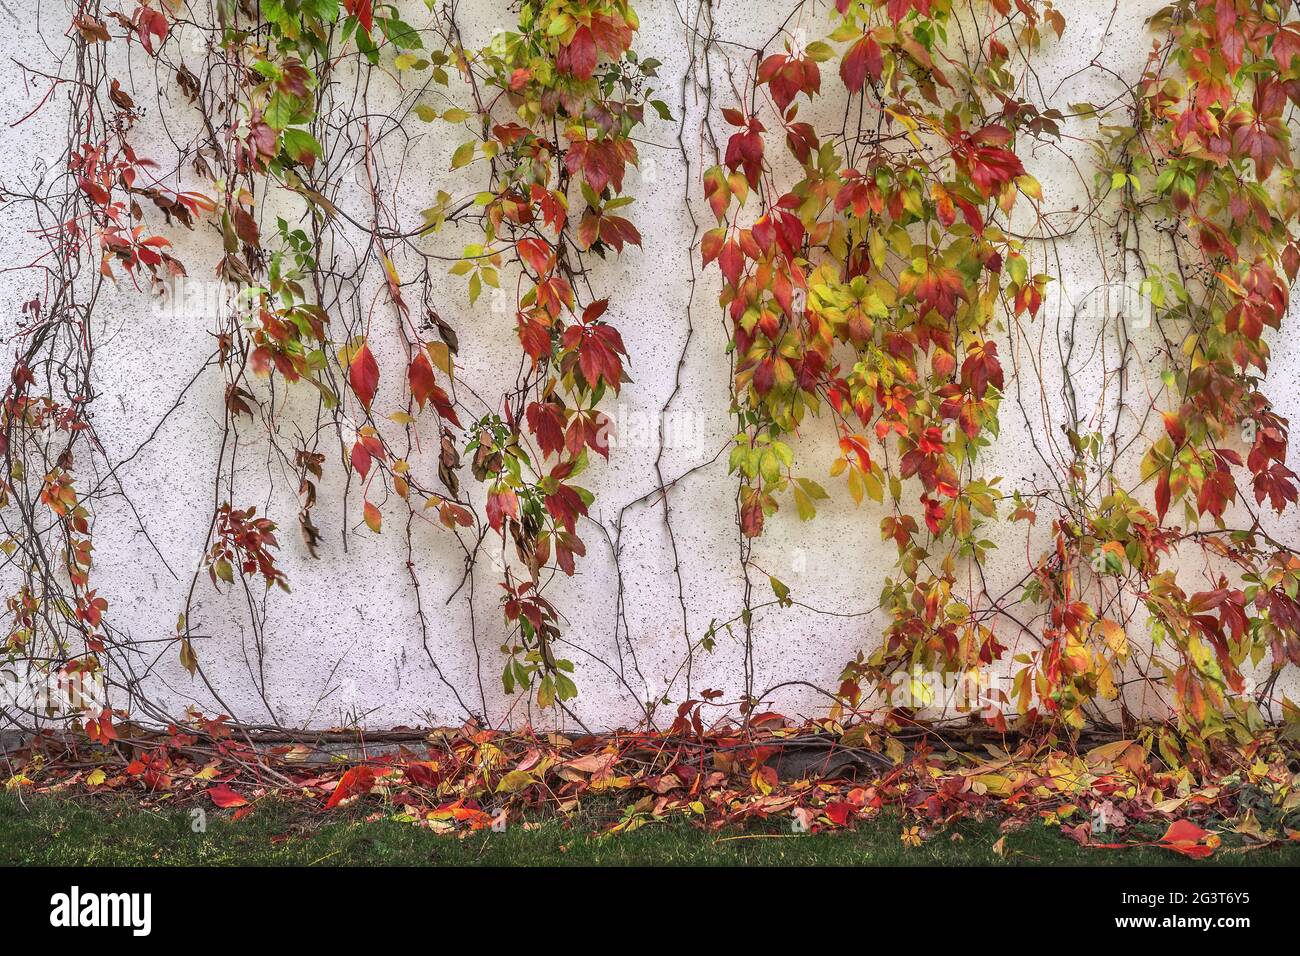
[4,793,1298,866]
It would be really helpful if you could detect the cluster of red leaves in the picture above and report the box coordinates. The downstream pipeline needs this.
[699,0,1300,747]
[1108,0,1300,735]
[448,2,651,703]
[10,713,1300,857]
[207,505,288,592]
[704,1,1048,701]
[69,141,202,280]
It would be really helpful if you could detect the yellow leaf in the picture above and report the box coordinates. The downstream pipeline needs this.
[1099,618,1128,658]
[974,774,1012,797]
[426,341,454,378]
[381,254,400,287]
[1085,738,1135,766]
[495,769,536,794]
[451,140,476,170]
[1098,659,1118,700]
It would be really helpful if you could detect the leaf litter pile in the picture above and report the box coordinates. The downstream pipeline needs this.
[7,706,1300,859]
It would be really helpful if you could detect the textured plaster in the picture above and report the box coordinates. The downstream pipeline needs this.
[2,0,1298,730]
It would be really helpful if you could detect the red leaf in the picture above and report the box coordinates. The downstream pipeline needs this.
[349,342,379,411]
[232,207,260,246]
[486,488,519,532]
[208,784,249,809]
[324,765,377,810]
[1155,819,1216,859]
[428,381,461,427]
[517,238,554,275]
[824,801,854,827]
[887,0,929,23]
[841,35,882,92]
[343,0,374,35]
[86,707,117,744]
[1155,467,1171,522]
[518,314,554,363]
[559,26,598,79]
[576,210,601,251]
[717,240,744,287]
[527,401,567,458]
[409,352,436,410]
[577,335,616,391]
[955,128,1025,198]
[350,440,372,480]
[724,124,765,187]
[404,762,440,788]
[544,482,588,534]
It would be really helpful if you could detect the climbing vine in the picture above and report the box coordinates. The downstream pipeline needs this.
[705,0,1054,720]
[701,0,1300,766]
[3,0,1300,771]
[1,0,666,729]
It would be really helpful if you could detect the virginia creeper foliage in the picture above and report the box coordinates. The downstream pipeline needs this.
[3,0,1300,777]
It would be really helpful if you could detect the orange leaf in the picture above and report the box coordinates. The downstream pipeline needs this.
[324,766,376,810]
[1156,819,1216,858]
[208,784,248,808]
[824,801,855,827]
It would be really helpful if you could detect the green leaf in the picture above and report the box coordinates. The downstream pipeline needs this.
[769,575,792,607]
[804,40,834,62]
[281,128,322,165]
[381,17,423,49]
[793,483,816,521]
[265,92,296,130]
[1007,254,1028,287]
[451,140,476,169]
[555,672,578,700]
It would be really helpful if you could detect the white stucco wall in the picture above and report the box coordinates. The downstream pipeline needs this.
[4,0,1298,731]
